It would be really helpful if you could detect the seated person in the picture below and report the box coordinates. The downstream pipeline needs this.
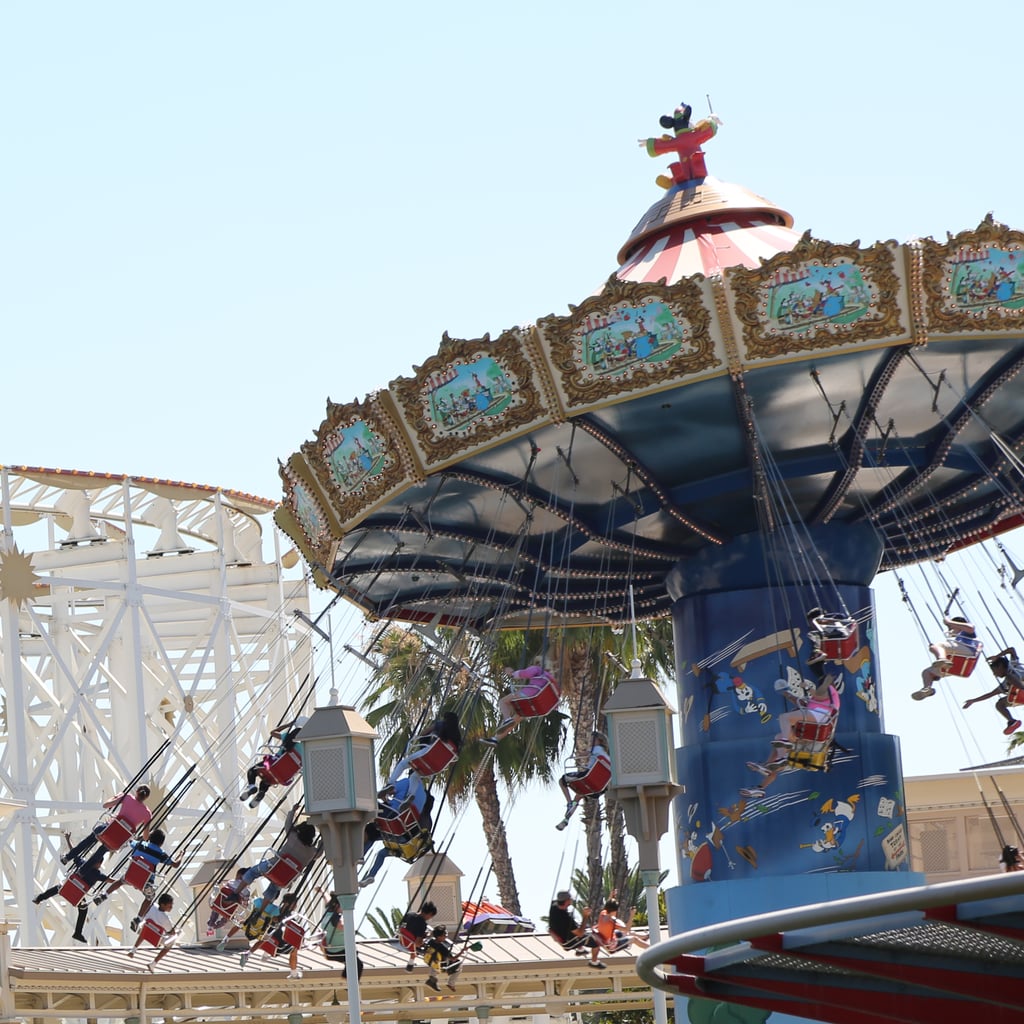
[913,615,981,700]
[239,892,302,976]
[33,837,109,943]
[397,901,437,971]
[241,806,321,902]
[483,663,561,746]
[742,678,840,797]
[206,867,252,932]
[359,781,434,888]
[547,890,603,969]
[217,890,288,950]
[240,717,308,807]
[93,828,179,912]
[594,894,648,952]
[61,784,152,862]
[389,712,463,779]
[318,893,363,978]
[127,892,178,972]
[962,651,1024,735]
[423,924,463,992]
[556,731,610,829]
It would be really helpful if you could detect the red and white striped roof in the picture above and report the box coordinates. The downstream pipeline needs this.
[615,175,800,283]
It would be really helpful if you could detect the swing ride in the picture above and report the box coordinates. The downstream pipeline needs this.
[270,102,1024,1019]
[6,98,1024,1023]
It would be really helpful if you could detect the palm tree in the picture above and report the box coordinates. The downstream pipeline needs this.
[360,624,565,914]
[550,616,676,909]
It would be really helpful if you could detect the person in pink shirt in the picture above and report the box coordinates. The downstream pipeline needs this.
[741,680,841,797]
[61,784,152,863]
[482,662,561,746]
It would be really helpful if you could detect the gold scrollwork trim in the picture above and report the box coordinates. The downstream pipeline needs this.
[729,234,904,360]
[303,395,417,528]
[389,329,547,466]
[277,457,338,570]
[537,275,717,408]
[920,216,1024,334]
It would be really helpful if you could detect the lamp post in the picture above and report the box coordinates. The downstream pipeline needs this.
[602,659,680,1024]
[298,706,378,1024]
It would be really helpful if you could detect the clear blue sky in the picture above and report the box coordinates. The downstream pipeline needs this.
[5,1,1024,921]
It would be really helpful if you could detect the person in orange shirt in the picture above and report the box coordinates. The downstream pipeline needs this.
[594,893,648,953]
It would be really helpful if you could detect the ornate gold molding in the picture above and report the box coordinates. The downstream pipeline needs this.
[303,395,418,530]
[728,234,904,360]
[537,275,718,410]
[276,457,338,572]
[920,216,1024,334]
[388,329,548,468]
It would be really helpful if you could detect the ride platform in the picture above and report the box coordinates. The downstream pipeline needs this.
[5,930,651,1023]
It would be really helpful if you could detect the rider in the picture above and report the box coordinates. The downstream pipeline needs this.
[423,924,463,992]
[358,772,433,888]
[239,892,302,976]
[389,712,463,780]
[241,806,321,902]
[318,893,363,978]
[556,731,610,829]
[127,892,178,972]
[60,784,152,863]
[206,867,252,932]
[547,890,603,969]
[240,716,308,808]
[92,827,180,928]
[742,676,841,797]
[398,901,437,972]
[962,650,1024,735]
[913,614,981,700]
[482,662,560,746]
[594,893,649,952]
[33,838,109,943]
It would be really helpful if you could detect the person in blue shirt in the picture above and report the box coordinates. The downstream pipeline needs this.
[358,772,432,888]
[92,828,180,930]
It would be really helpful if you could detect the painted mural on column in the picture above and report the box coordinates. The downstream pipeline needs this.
[672,585,908,885]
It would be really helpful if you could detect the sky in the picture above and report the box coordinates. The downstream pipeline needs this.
[5,0,1024,925]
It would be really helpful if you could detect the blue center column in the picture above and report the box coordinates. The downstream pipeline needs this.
[664,524,922,945]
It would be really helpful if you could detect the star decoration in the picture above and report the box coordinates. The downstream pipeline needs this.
[0,544,40,609]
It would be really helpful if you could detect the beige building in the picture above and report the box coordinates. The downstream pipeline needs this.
[905,768,1024,880]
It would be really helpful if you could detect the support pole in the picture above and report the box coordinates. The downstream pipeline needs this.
[641,868,668,1024]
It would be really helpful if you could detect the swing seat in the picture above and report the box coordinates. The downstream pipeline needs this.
[210,883,245,920]
[564,753,612,797]
[382,828,432,863]
[256,933,281,957]
[124,854,154,892]
[509,674,559,718]
[397,926,420,954]
[280,916,307,948]
[407,737,458,777]
[138,918,167,947]
[787,714,837,771]
[376,801,421,838]
[1008,685,1024,708]
[264,853,302,887]
[244,906,278,940]
[96,815,135,852]
[947,651,980,677]
[58,872,91,907]
[819,621,858,661]
[259,749,302,787]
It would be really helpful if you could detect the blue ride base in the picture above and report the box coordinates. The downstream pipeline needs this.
[663,526,924,1024]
